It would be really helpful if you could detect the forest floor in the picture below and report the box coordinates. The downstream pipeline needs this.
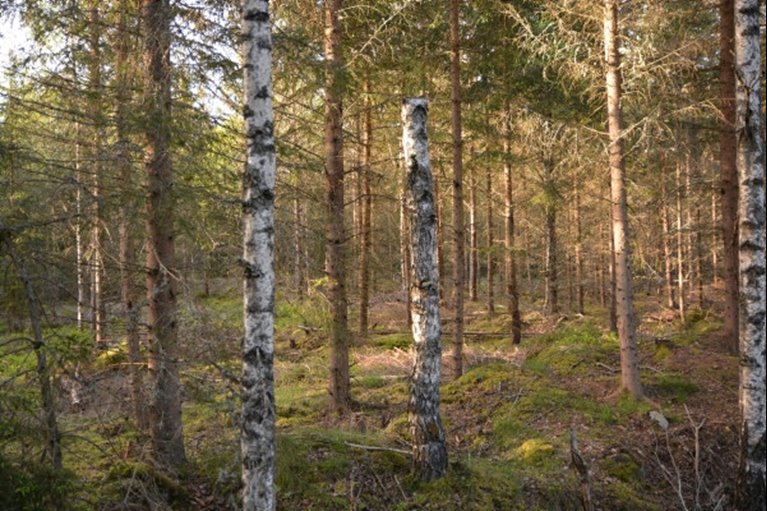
[3,282,740,510]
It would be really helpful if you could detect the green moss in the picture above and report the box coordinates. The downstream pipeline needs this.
[371,332,411,350]
[649,374,699,403]
[514,438,555,465]
[602,454,641,483]
[442,362,516,403]
[653,344,673,362]
[523,323,619,376]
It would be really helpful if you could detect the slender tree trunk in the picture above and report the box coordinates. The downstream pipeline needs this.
[675,161,686,321]
[486,160,495,314]
[75,123,85,330]
[323,0,351,412]
[734,1,766,507]
[116,0,147,432]
[1,233,62,475]
[661,167,676,309]
[719,0,739,353]
[543,159,558,315]
[142,0,185,468]
[607,223,617,333]
[240,1,277,507]
[468,154,478,302]
[358,82,373,341]
[574,180,584,315]
[88,3,104,344]
[293,195,306,298]
[604,0,642,398]
[434,171,443,298]
[711,191,719,286]
[503,111,522,344]
[449,0,465,377]
[402,98,448,482]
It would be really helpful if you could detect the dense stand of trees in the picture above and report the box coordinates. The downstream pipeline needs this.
[0,0,764,508]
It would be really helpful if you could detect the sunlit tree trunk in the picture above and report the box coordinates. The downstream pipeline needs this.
[604,0,642,399]
[711,191,719,286]
[293,195,306,298]
[400,169,413,328]
[142,0,186,467]
[543,158,558,315]
[449,0,465,377]
[324,0,351,411]
[116,0,147,432]
[503,110,522,344]
[573,179,584,315]
[486,161,495,314]
[468,154,478,302]
[402,98,448,482]
[358,81,373,341]
[240,1,277,507]
[87,3,105,344]
[75,123,85,330]
[661,165,676,309]
[733,1,766,507]
[675,161,686,321]
[719,0,739,353]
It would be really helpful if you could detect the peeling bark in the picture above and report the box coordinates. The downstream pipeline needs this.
[402,98,448,482]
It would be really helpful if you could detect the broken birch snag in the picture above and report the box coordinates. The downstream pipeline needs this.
[734,0,766,508]
[241,0,276,509]
[402,98,448,481]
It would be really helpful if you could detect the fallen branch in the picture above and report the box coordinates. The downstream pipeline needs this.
[344,441,411,456]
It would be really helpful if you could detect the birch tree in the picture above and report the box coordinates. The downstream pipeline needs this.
[240,0,276,508]
[734,0,766,507]
[402,98,448,482]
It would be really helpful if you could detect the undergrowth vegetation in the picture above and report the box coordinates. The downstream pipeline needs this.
[0,290,739,510]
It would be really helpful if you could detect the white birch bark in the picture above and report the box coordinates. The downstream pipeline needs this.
[241,1,276,509]
[402,98,447,481]
[734,0,766,507]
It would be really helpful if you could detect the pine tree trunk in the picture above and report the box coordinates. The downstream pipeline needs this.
[486,162,495,314]
[358,82,372,341]
[142,0,185,468]
[293,196,306,298]
[661,167,676,309]
[75,123,85,330]
[675,161,686,321]
[503,111,522,344]
[240,1,277,507]
[711,191,719,286]
[116,0,147,432]
[543,159,558,315]
[719,0,739,353]
[88,3,105,344]
[469,155,478,302]
[733,1,766,507]
[607,223,617,333]
[323,0,351,412]
[574,180,584,315]
[604,0,642,399]
[402,98,448,482]
[449,0,465,377]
